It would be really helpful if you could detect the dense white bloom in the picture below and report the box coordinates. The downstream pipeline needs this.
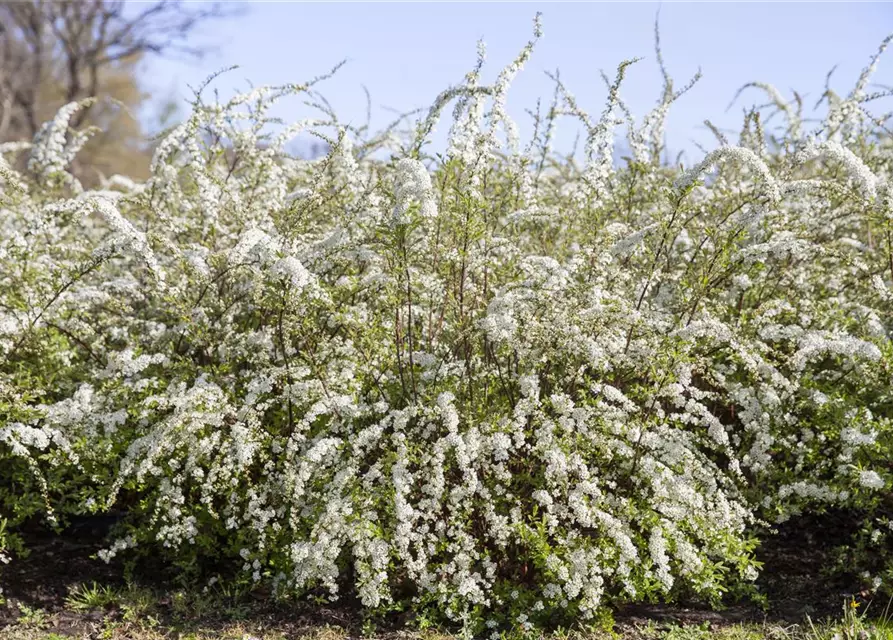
[675,146,780,203]
[859,470,885,490]
[28,99,97,187]
[794,138,880,200]
[3,29,893,634]
[271,256,313,290]
[392,158,437,224]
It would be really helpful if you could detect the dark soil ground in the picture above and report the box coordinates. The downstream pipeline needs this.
[0,511,875,639]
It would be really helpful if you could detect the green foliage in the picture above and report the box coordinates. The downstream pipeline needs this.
[1,15,892,637]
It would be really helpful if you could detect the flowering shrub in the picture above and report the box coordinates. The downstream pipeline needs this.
[1,16,892,634]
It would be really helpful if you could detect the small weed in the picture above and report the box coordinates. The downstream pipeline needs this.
[310,625,350,640]
[663,622,714,640]
[65,581,121,612]
[119,585,157,622]
[15,602,48,629]
[806,597,893,640]
[361,617,378,638]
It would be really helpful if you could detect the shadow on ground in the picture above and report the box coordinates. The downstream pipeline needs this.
[0,511,873,638]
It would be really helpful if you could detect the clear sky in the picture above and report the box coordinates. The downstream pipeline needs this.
[140,2,893,164]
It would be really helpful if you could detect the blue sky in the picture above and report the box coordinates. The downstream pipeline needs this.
[140,2,893,164]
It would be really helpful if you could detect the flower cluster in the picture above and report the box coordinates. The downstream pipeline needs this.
[1,17,892,636]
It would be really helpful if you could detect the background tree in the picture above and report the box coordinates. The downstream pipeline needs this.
[0,0,237,182]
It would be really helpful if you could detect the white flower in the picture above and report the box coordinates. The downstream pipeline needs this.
[859,470,885,490]
[271,256,313,290]
[392,158,437,224]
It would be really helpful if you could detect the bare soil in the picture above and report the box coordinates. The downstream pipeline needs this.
[0,511,871,638]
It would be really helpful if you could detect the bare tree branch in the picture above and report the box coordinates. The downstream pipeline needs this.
[0,0,241,137]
